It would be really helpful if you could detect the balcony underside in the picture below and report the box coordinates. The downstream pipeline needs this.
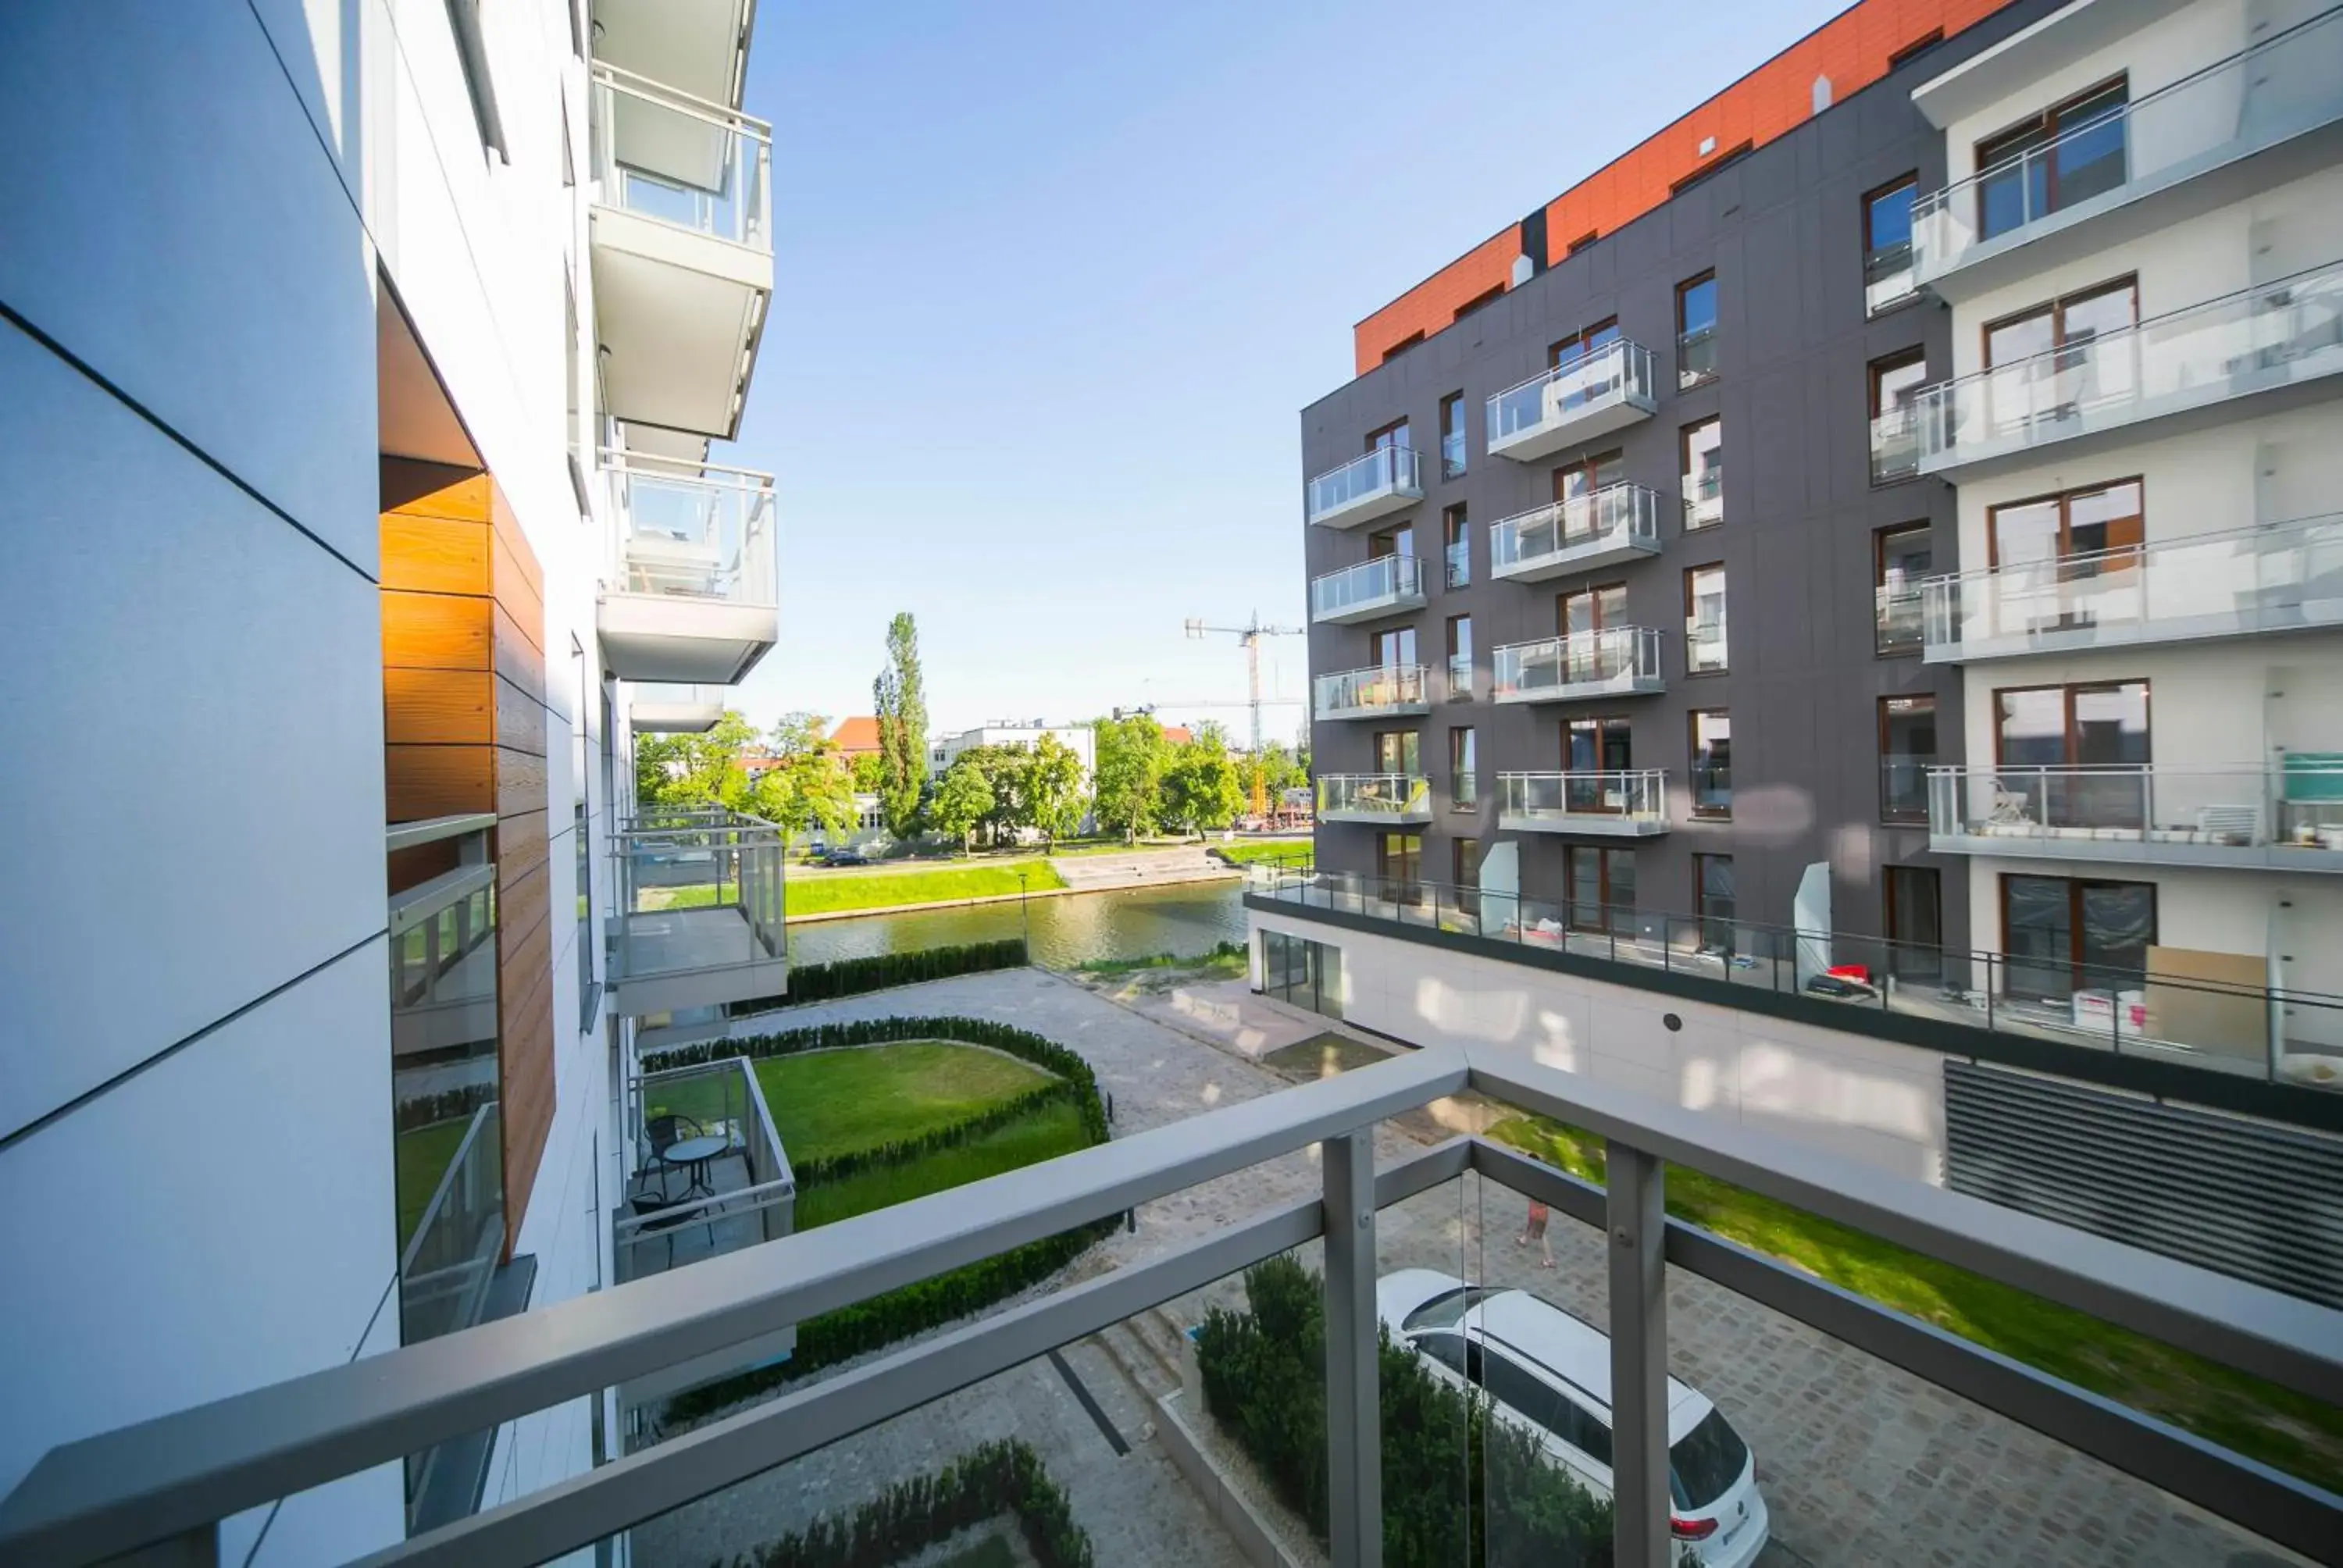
[613,906,790,1016]
[1320,807,1432,825]
[1310,486,1419,530]
[590,0,751,105]
[1499,812,1668,838]
[590,205,770,440]
[1494,675,1666,704]
[630,697,728,732]
[600,593,777,684]
[1314,590,1425,625]
[1489,397,1653,464]
[1318,700,1429,722]
[1927,596,2343,663]
[1491,536,1658,583]
[1931,829,2343,874]
[1921,117,2343,304]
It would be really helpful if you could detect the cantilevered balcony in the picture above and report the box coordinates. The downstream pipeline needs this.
[1485,340,1658,462]
[1496,770,1670,836]
[1316,773,1431,824]
[1927,762,2343,871]
[1313,664,1429,722]
[610,811,788,1017]
[598,451,777,683]
[1920,515,2343,662]
[629,682,729,732]
[590,0,754,107]
[1487,484,1662,583]
[1912,263,2343,479]
[1310,553,1425,623]
[1492,627,1665,704]
[589,64,772,440]
[1306,445,1422,529]
[1910,9,2343,301]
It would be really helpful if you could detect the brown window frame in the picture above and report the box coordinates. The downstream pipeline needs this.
[1975,75,2128,186]
[1877,693,1936,823]
[1564,715,1635,779]
[1550,318,1621,369]
[1552,449,1623,503]
[1450,726,1477,811]
[1565,230,1599,255]
[1873,521,1931,657]
[1680,416,1722,529]
[1991,680,2152,768]
[1438,392,1467,479]
[1558,582,1628,637]
[1565,845,1635,933]
[1688,708,1731,821]
[1671,142,1753,196]
[1982,276,2138,369]
[1887,30,1943,69]
[1862,173,1919,253]
[1453,836,1481,886]
[1676,270,1717,335]
[1985,477,2145,569]
[1867,347,1928,418]
[1364,417,1411,453]
[1684,563,1728,675]
[1452,283,1506,323]
[1371,729,1423,776]
[1370,625,1419,671]
[1998,871,2157,998]
[1379,332,1425,365]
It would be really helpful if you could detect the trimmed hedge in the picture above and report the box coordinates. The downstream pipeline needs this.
[722,1438,1093,1568]
[724,939,1029,1015]
[394,1082,494,1133]
[1198,1256,1618,1567]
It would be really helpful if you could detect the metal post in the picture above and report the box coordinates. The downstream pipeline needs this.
[1607,1139,1669,1568]
[1321,1131,1381,1568]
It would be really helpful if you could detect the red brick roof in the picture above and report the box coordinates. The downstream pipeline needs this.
[1161,725,1193,747]
[829,715,883,756]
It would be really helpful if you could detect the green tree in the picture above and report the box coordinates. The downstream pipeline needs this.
[958,744,1032,846]
[848,750,886,793]
[750,712,858,847]
[1025,733,1087,847]
[1161,728,1245,834]
[1090,714,1168,841]
[927,755,996,855]
[637,711,758,810]
[872,612,928,837]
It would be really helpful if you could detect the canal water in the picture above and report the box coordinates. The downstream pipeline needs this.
[786,878,1251,971]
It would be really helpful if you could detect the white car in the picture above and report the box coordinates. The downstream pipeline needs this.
[1378,1269,1770,1567]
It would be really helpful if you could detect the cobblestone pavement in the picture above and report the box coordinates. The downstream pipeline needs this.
[686,969,2298,1568]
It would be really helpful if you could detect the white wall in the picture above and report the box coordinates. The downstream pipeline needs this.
[1253,911,1949,1184]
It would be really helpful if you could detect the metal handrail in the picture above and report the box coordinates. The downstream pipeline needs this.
[597,447,776,490]
[1487,483,1662,570]
[1313,664,1429,711]
[1305,445,1423,516]
[1918,513,2342,592]
[589,60,773,138]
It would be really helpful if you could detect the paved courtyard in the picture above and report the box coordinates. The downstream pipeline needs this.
[652,968,2299,1568]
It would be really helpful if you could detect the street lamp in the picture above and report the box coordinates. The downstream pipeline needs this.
[1015,868,1030,955]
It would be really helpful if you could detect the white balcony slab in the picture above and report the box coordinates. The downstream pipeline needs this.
[599,594,778,685]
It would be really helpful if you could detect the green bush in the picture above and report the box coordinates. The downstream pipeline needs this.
[393,1083,494,1133]
[726,1438,1094,1568]
[1196,1256,1615,1567]
[724,939,1029,1015]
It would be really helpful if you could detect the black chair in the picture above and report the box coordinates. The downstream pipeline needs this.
[628,1187,714,1270]
[642,1114,706,1200]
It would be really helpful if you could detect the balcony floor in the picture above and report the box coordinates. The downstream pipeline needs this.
[1930,830,2343,874]
[616,903,789,1016]
[1498,813,1667,838]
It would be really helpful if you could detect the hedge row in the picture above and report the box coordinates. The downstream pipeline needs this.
[790,1077,1089,1186]
[1197,1256,1618,1567]
[719,1438,1093,1568]
[724,939,1029,1016]
[393,1082,494,1133]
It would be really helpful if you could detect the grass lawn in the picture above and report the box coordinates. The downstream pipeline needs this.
[1214,840,1314,868]
[784,859,1068,917]
[1075,939,1247,979]
[1485,1112,2343,1492]
[794,1099,1096,1230]
[394,1117,473,1246]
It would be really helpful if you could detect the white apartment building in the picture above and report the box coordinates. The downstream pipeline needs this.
[929,719,1099,781]
[0,0,779,1559]
[1906,0,2343,1073]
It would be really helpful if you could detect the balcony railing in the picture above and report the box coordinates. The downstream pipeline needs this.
[1681,464,1722,529]
[1309,552,1425,622]
[1875,584,1925,655]
[1447,650,1473,700]
[1864,240,1917,315]
[1919,515,2343,661]
[590,63,772,252]
[1928,762,2343,868]
[1678,324,1717,387]
[1313,664,1430,719]
[1496,769,1670,834]
[1485,339,1659,461]
[1488,483,1663,581]
[1439,426,1467,479]
[629,682,729,732]
[611,809,788,1016]
[1912,262,2343,471]
[1492,626,1666,703]
[1910,9,2343,283]
[1870,405,1920,483]
[1306,444,1422,526]
[604,450,778,610]
[1316,772,1432,822]
[1443,536,1470,588]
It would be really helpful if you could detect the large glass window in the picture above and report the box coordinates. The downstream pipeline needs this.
[1367,418,1411,453]
[1695,853,1736,948]
[1553,448,1622,503]
[1985,279,2138,432]
[1262,930,1343,1018]
[1439,392,1467,479]
[2002,873,2155,1000]
[1878,695,1936,823]
[1371,625,1418,670]
[1689,710,1731,819]
[1377,831,1424,894]
[1874,523,1931,655]
[1885,864,1943,982]
[1996,680,2149,830]
[1450,726,1477,810]
[1550,318,1620,369]
[1685,565,1728,673]
[1453,837,1481,892]
[1681,417,1722,529]
[1446,616,1473,704]
[1566,715,1633,774]
[1443,504,1471,589]
[1373,729,1422,775]
[1976,80,2128,241]
[1368,522,1414,561]
[1869,349,1927,484]
[1988,479,2143,572]
[1566,846,1636,933]
[1677,273,1718,387]
[1863,174,1918,313]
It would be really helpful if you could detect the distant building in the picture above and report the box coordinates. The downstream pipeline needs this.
[829,715,884,761]
[929,719,1097,782]
[1160,725,1193,747]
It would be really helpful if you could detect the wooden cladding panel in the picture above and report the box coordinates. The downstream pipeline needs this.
[379,515,490,596]
[383,590,493,672]
[386,668,494,747]
[382,460,491,522]
[492,603,547,707]
[385,744,494,821]
[497,840,551,943]
[493,676,548,757]
[387,840,459,898]
[496,747,549,822]
[490,528,544,654]
[490,484,545,603]
[496,883,556,1258]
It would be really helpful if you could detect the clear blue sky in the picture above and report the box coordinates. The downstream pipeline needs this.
[723,0,1848,742]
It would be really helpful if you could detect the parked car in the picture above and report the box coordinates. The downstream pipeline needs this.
[814,846,871,867]
[1377,1269,1769,1566]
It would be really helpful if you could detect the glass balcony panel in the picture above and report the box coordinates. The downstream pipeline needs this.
[618,1056,795,1292]
[1927,762,2343,868]
[1445,537,1471,589]
[612,811,789,1015]
[1678,324,1717,388]
[1489,484,1663,579]
[1448,652,1474,702]
[1869,405,1920,483]
[590,65,772,252]
[1491,628,1666,702]
[1314,664,1429,718]
[1485,340,1660,460]
[1863,240,1917,315]
[604,452,778,610]
[1496,770,1668,834]
[1309,552,1425,622]
[1307,445,1424,526]
[1442,426,1468,479]
[1874,584,1924,654]
[1681,464,1723,529]
[1317,773,1432,821]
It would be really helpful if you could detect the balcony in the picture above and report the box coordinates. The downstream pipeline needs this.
[598,451,778,683]
[1920,515,2343,661]
[629,682,728,732]
[1316,772,1431,824]
[590,0,754,107]
[1910,9,2343,301]
[1309,552,1425,624]
[1870,405,1920,483]
[1314,664,1429,722]
[611,810,789,1017]
[1927,762,2343,871]
[1913,263,2343,479]
[1487,483,1662,583]
[1494,627,1666,704]
[1876,584,1924,656]
[1678,324,1718,388]
[1306,445,1421,529]
[588,64,772,440]
[1446,651,1473,701]
[1485,340,1659,463]
[1865,240,1918,315]
[1681,464,1723,529]
[1496,769,1670,836]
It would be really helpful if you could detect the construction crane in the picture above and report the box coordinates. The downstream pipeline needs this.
[1185,612,1303,816]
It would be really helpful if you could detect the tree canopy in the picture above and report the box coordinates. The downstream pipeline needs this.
[872,612,927,837]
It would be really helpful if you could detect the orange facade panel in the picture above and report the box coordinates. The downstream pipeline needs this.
[1353,0,2010,373]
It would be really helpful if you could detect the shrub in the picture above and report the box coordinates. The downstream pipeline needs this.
[393,1083,494,1132]
[724,939,1029,1015]
[1196,1257,1616,1567]
[728,1438,1093,1568]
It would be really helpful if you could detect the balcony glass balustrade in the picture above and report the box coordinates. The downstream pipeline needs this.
[1306,445,1422,528]
[1309,551,1425,623]
[1864,239,1917,315]
[605,452,777,609]
[1496,769,1670,835]
[1681,462,1723,529]
[1316,772,1432,822]
[1927,761,2343,870]
[590,63,772,254]
[1870,404,1920,483]
[1314,664,1429,720]
[1492,626,1666,703]
[611,810,788,1017]
[1488,483,1663,582]
[1485,339,1659,461]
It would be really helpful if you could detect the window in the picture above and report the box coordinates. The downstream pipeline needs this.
[1685,565,1728,673]
[1377,832,1424,893]
[1874,523,1931,655]
[1566,230,1600,255]
[1567,846,1636,934]
[1553,449,1623,504]
[1373,730,1423,775]
[1995,680,2149,829]
[1439,393,1467,479]
[1478,1349,1610,1466]
[1983,279,2138,433]
[1451,727,1478,809]
[1381,331,1426,364]
[1863,175,1919,314]
[1452,283,1506,323]
[1695,854,1736,946]
[1368,522,1414,562]
[1371,626,1418,670]
[1681,418,1722,528]
[1878,695,1936,822]
[1446,616,1474,702]
[1888,30,1944,69]
[1453,837,1481,890]
[1565,718,1634,814]
[1550,319,1620,370]
[1414,1331,1471,1378]
[1263,930,1343,1018]
[1885,866,1942,981]
[1677,273,1718,387]
[1671,141,1752,195]
[1868,348,1927,483]
[1976,79,2128,241]
[1558,582,1626,636]
[1989,479,2143,573]
[1689,711,1731,818]
[2002,874,2156,1001]
[1366,419,1412,453]
[1443,504,1470,589]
